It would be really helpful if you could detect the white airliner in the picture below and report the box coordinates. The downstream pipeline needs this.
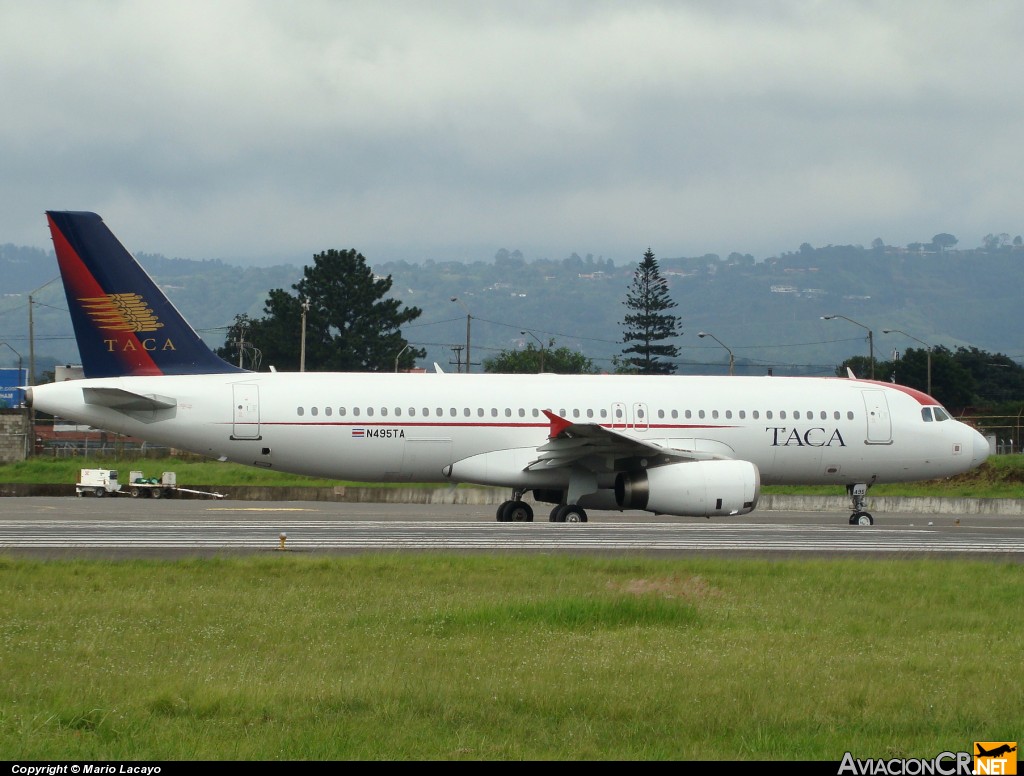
[28,211,991,525]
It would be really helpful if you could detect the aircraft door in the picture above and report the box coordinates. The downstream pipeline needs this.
[861,390,892,444]
[231,384,261,440]
[610,402,627,429]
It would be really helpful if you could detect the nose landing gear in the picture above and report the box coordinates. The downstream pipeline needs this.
[847,483,874,526]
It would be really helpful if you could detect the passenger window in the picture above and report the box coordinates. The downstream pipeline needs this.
[766,411,773,420]
[477,408,484,417]
[793,411,799,419]
[381,407,388,417]
[435,408,443,417]
[353,407,361,417]
[311,407,319,417]
[671,410,678,419]
[600,409,608,419]
[297,407,304,416]
[657,410,664,419]
[464,408,471,417]
[325,407,332,417]
[699,410,706,419]
[339,407,346,417]
[725,410,732,419]
[366,407,374,417]
[394,408,401,417]
[505,408,512,417]
[491,408,498,417]
[587,409,595,418]
[833,411,840,420]
[519,409,526,418]
[685,410,692,419]
[712,410,719,419]
[532,408,540,417]
[847,411,854,420]
[450,408,457,417]
[739,410,745,419]
[820,411,827,420]
[780,411,786,419]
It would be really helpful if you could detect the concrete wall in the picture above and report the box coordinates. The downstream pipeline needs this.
[4,481,1022,516]
[0,410,29,463]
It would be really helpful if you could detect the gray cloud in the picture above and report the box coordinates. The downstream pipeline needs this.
[2,0,1021,265]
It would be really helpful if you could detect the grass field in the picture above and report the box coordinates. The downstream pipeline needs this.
[2,454,1020,761]
[1,554,1020,760]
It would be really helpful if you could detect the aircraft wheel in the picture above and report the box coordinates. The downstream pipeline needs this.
[508,501,534,522]
[854,511,874,526]
[496,502,511,522]
[554,505,588,523]
[549,506,562,522]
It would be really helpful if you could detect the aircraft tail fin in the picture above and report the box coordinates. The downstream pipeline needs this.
[46,211,246,378]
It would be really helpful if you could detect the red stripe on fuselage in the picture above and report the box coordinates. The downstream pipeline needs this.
[854,378,936,406]
[48,214,163,376]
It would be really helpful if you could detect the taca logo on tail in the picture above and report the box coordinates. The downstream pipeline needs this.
[46,211,245,378]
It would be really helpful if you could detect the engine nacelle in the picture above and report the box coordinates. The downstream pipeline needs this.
[614,460,760,517]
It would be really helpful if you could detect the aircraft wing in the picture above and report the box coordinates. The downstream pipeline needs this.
[525,410,727,472]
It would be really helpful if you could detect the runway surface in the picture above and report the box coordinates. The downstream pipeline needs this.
[2,497,1024,560]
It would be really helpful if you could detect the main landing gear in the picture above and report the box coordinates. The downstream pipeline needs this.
[549,504,588,523]
[496,490,534,522]
[847,483,874,526]
[494,491,589,523]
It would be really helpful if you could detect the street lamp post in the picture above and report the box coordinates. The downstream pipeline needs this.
[882,329,932,395]
[520,330,546,373]
[26,276,60,458]
[395,343,412,373]
[0,341,24,383]
[822,314,874,379]
[450,297,472,373]
[697,331,734,376]
[299,298,310,372]
[27,276,60,388]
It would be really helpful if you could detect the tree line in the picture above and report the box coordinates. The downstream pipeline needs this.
[215,244,1023,416]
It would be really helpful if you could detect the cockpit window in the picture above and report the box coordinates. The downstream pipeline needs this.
[922,407,951,422]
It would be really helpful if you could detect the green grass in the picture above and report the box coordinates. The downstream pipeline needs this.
[4,453,1024,497]
[0,554,1019,760]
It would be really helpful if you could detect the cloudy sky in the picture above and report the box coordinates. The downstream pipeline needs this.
[2,1,1022,266]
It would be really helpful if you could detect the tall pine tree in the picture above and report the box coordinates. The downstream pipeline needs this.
[620,249,681,374]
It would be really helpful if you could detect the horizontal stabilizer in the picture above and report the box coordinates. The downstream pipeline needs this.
[82,386,177,411]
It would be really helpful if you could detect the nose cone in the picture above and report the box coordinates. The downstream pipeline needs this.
[971,427,991,468]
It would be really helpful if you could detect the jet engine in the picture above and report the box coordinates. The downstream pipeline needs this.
[614,459,760,517]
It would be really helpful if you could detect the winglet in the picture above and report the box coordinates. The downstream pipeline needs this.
[542,409,573,439]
